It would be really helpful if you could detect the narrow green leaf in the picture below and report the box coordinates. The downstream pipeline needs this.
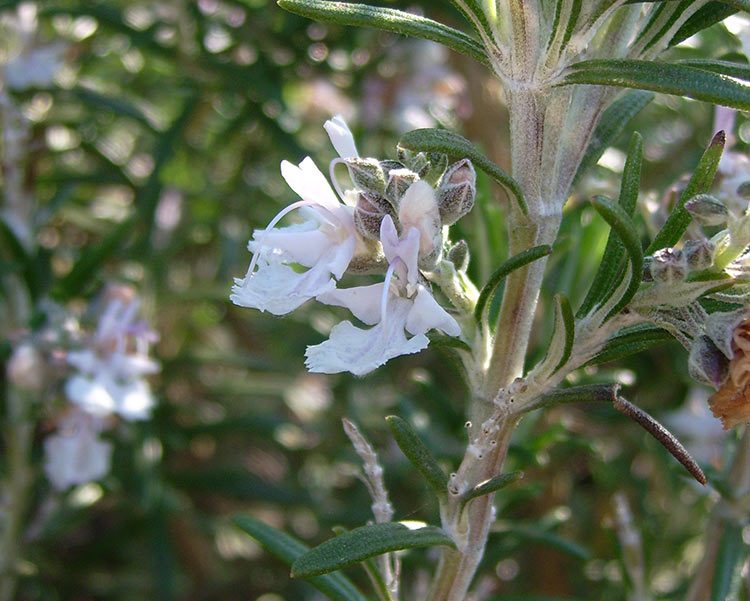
[677,58,750,82]
[587,325,674,365]
[447,0,494,42]
[71,86,157,132]
[671,3,737,46]
[647,131,725,253]
[553,294,575,372]
[386,415,448,494]
[462,471,524,505]
[561,59,750,111]
[475,245,552,322]
[521,384,621,415]
[590,196,644,317]
[493,523,591,560]
[291,522,455,578]
[233,516,368,601]
[277,0,490,67]
[574,90,653,184]
[398,128,527,214]
[578,132,643,317]
[711,524,745,601]
[427,332,472,353]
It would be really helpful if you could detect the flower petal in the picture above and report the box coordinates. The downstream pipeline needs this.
[305,298,428,376]
[380,215,420,289]
[324,115,359,159]
[65,374,117,416]
[44,413,112,490]
[406,285,461,337]
[230,255,336,315]
[317,282,386,326]
[281,157,340,210]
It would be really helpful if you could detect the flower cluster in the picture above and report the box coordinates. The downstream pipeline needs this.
[44,286,159,490]
[231,117,476,376]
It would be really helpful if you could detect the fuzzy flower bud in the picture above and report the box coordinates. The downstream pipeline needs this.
[688,335,728,388]
[684,193,729,227]
[683,239,715,271]
[447,239,470,272]
[385,168,420,206]
[343,157,386,195]
[437,159,476,225]
[398,180,443,270]
[353,192,396,241]
[650,248,686,284]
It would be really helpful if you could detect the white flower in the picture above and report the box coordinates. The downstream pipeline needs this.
[65,297,159,421]
[324,114,359,159]
[44,410,112,491]
[231,122,361,315]
[305,216,460,375]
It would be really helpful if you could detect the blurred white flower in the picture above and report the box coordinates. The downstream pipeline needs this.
[65,292,159,420]
[1,4,66,91]
[305,216,460,376]
[231,119,360,315]
[44,410,112,491]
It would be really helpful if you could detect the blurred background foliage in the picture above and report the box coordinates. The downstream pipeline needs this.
[1,0,749,599]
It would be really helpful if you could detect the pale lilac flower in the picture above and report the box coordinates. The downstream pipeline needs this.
[44,410,112,491]
[65,296,158,421]
[305,216,460,376]
[231,120,361,315]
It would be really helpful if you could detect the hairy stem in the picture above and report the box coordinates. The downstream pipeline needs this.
[429,419,517,601]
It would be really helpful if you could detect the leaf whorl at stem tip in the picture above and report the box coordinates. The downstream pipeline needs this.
[612,396,707,485]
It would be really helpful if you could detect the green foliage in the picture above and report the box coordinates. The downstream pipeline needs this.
[578,132,643,317]
[385,415,449,495]
[291,522,455,578]
[589,196,644,318]
[562,59,750,110]
[233,516,368,601]
[475,245,553,322]
[277,0,491,67]
[647,130,726,252]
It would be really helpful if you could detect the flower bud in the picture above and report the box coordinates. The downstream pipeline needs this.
[437,159,476,225]
[385,168,420,205]
[706,309,746,359]
[344,157,386,195]
[347,237,387,274]
[408,152,430,178]
[422,152,449,187]
[398,180,443,270]
[688,335,729,388]
[354,192,396,240]
[447,240,470,272]
[641,257,654,282]
[737,181,750,199]
[683,239,715,271]
[684,193,729,227]
[650,248,686,284]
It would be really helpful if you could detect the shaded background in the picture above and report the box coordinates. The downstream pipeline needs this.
[1,0,748,599]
